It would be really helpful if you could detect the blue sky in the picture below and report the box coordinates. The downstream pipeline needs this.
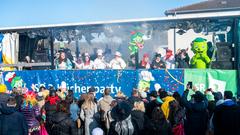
[1,0,203,28]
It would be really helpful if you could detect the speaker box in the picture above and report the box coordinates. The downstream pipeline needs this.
[216,42,233,61]
[211,61,233,69]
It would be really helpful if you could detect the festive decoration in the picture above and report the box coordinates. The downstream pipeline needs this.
[138,71,155,92]
[5,72,24,88]
[190,38,211,68]
[128,32,145,55]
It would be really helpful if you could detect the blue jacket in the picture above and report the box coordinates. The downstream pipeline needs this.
[0,105,28,135]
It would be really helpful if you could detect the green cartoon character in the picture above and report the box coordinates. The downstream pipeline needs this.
[129,32,145,55]
[5,72,24,88]
[190,38,211,68]
[138,71,154,93]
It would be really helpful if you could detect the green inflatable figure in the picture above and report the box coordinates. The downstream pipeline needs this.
[190,38,211,68]
[129,32,144,55]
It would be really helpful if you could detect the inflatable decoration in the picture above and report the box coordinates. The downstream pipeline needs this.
[129,32,145,55]
[190,38,211,68]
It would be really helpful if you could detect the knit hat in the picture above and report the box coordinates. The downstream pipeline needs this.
[92,128,104,135]
[0,84,7,93]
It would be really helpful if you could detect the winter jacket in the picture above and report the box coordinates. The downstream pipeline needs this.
[145,99,162,119]
[44,101,58,134]
[131,110,145,135]
[182,90,208,135]
[127,96,141,108]
[213,99,240,135]
[145,118,172,135]
[98,95,114,113]
[175,54,189,68]
[80,104,99,135]
[0,106,28,135]
[151,60,166,69]
[70,103,80,121]
[51,112,78,135]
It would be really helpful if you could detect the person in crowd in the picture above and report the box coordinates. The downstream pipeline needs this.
[80,93,99,135]
[131,101,145,135]
[51,100,78,135]
[36,92,45,110]
[0,96,28,135]
[175,49,190,68]
[140,92,149,107]
[11,87,23,111]
[127,89,141,108]
[173,92,184,107]
[0,84,9,108]
[163,49,175,69]
[115,91,127,102]
[139,53,151,69]
[88,86,98,103]
[94,49,108,69]
[55,51,73,70]
[109,101,134,135]
[182,89,208,135]
[20,91,41,135]
[213,91,240,135]
[151,53,166,69]
[145,107,172,135]
[109,51,127,69]
[98,88,114,134]
[44,90,60,134]
[205,89,215,118]
[128,54,137,69]
[76,53,94,69]
[161,93,176,120]
[145,91,162,119]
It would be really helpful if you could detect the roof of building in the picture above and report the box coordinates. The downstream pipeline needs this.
[165,0,240,15]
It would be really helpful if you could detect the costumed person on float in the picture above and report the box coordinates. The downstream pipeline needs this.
[190,37,211,68]
[163,49,175,69]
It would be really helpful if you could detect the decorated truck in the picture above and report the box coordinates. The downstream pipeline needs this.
[0,15,239,98]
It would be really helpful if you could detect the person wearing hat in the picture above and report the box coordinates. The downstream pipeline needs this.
[163,49,175,69]
[151,53,166,69]
[109,101,134,135]
[182,89,208,135]
[175,48,190,68]
[76,52,94,69]
[139,53,151,69]
[0,97,28,135]
[145,91,162,119]
[109,51,126,69]
[94,49,108,69]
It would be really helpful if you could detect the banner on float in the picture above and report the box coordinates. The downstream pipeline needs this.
[184,69,237,96]
[2,70,184,99]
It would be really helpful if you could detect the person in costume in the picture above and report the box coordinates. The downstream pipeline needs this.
[139,53,151,69]
[151,53,166,69]
[55,51,72,70]
[94,49,108,69]
[163,49,175,69]
[76,53,94,69]
[109,51,126,69]
[20,91,41,135]
[190,38,211,68]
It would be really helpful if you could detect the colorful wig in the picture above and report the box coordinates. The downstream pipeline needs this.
[22,91,38,108]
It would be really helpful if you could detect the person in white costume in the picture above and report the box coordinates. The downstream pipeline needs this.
[94,49,108,69]
[109,51,126,69]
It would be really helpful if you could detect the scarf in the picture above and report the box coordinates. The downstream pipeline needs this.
[161,96,175,119]
[115,115,134,135]
[47,96,60,105]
